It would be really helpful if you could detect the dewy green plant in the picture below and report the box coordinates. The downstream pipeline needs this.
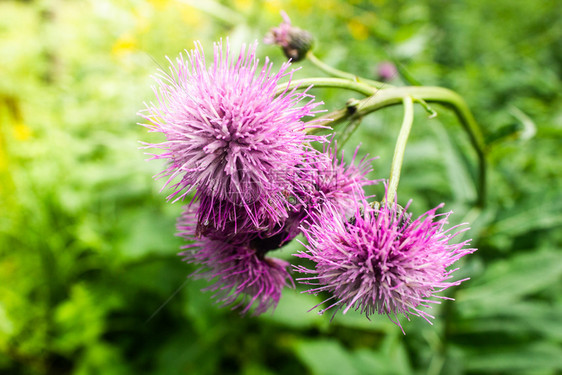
[139,13,481,332]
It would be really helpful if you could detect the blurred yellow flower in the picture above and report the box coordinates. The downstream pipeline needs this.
[234,0,253,12]
[147,0,171,9]
[347,18,369,40]
[13,121,31,141]
[111,34,137,57]
[0,145,6,171]
[179,6,203,27]
[264,0,282,15]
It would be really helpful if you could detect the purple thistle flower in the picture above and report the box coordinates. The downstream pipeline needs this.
[140,40,323,231]
[177,205,293,315]
[376,61,398,82]
[299,143,376,219]
[295,196,475,331]
[264,11,293,48]
[277,143,377,241]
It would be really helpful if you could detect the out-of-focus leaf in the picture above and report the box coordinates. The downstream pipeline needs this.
[353,333,413,375]
[508,106,537,140]
[463,343,562,373]
[53,283,119,353]
[456,249,562,311]
[73,343,129,375]
[292,339,361,375]
[428,116,477,203]
[260,289,327,329]
[489,195,562,236]
[354,348,406,375]
[117,208,179,259]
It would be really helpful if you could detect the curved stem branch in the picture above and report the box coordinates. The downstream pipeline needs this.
[275,77,377,96]
[385,96,414,205]
[306,52,389,89]
[315,86,487,207]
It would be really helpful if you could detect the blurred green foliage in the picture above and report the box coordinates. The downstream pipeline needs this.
[1,0,561,374]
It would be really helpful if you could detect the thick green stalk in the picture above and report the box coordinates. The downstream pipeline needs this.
[293,82,487,207]
[306,51,389,89]
[275,77,377,96]
[385,96,414,205]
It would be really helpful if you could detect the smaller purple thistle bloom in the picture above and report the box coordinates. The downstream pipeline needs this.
[279,143,377,240]
[177,205,293,315]
[264,11,293,48]
[298,143,377,219]
[295,195,475,332]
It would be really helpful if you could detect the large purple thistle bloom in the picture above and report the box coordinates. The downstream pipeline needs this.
[177,205,293,315]
[295,197,475,331]
[140,40,323,231]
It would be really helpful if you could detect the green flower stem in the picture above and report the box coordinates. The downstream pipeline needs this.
[287,80,487,207]
[275,77,377,96]
[385,96,414,205]
[306,51,389,89]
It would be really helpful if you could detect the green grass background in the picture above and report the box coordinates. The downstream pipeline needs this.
[1,0,561,374]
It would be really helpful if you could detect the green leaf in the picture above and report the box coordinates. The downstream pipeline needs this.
[490,195,562,235]
[456,249,562,312]
[463,343,562,373]
[292,339,361,375]
[353,333,413,375]
[259,289,328,329]
[431,117,477,203]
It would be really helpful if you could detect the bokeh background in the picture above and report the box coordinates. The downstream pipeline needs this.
[1,0,562,374]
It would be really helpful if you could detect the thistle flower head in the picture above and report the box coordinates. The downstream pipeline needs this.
[140,40,323,231]
[295,196,475,331]
[298,143,376,218]
[376,61,398,82]
[275,143,376,240]
[264,11,314,61]
[177,205,293,315]
[264,11,293,48]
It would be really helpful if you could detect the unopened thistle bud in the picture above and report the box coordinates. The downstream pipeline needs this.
[264,11,314,61]
[376,61,398,82]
